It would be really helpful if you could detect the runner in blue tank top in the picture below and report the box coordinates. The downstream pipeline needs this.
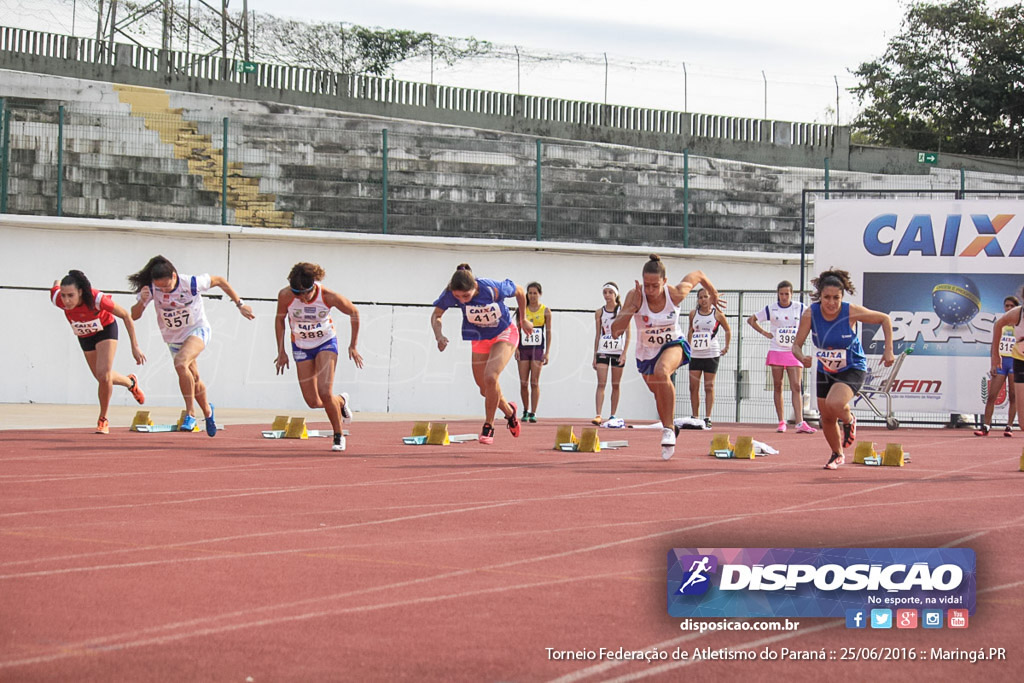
[792,269,894,470]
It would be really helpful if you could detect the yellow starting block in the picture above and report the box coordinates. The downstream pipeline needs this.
[261,416,340,439]
[578,427,601,453]
[554,425,579,450]
[733,436,755,460]
[129,410,153,432]
[402,422,476,445]
[882,443,905,467]
[1019,450,1024,472]
[709,434,733,455]
[411,421,431,437]
[853,441,877,464]
[427,423,450,445]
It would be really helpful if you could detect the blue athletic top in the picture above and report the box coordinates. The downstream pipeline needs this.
[433,277,517,341]
[810,301,867,374]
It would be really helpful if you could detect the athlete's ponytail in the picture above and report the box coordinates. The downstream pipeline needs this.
[448,263,476,292]
[128,255,176,293]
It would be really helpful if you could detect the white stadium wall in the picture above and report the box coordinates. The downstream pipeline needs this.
[1,215,801,419]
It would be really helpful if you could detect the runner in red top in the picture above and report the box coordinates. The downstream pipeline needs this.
[51,270,147,434]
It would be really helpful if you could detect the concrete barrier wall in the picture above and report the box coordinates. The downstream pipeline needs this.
[1,215,800,420]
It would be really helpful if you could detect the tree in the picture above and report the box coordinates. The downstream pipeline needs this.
[851,0,1024,158]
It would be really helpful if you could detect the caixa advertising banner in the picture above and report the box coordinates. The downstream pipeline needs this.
[814,200,1024,414]
[667,548,976,618]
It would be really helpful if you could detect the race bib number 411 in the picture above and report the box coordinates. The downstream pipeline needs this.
[467,304,501,327]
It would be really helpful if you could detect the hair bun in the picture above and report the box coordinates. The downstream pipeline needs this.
[648,254,661,262]
[456,263,471,271]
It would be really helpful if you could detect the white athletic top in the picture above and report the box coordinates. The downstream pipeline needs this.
[597,306,626,355]
[690,307,722,359]
[136,273,212,344]
[755,300,806,353]
[287,285,337,349]
[634,284,683,362]
[1013,310,1024,362]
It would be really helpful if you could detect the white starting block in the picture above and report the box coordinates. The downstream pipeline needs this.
[559,440,629,452]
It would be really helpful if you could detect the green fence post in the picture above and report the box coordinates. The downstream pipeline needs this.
[735,290,744,424]
[683,149,690,248]
[0,99,9,214]
[221,117,229,226]
[381,128,388,235]
[57,105,64,217]
[824,157,830,199]
[535,139,542,241]
[960,167,966,197]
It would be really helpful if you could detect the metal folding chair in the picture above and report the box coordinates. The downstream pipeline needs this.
[854,349,913,430]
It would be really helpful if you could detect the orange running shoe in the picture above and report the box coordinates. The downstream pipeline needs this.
[128,374,145,405]
[96,417,110,434]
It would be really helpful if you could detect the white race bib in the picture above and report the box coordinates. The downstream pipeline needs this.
[643,326,677,347]
[774,326,797,347]
[521,328,544,347]
[816,348,847,373]
[160,308,193,330]
[467,303,501,328]
[691,331,712,351]
[1000,332,1015,357]
[599,334,624,355]
[294,320,333,342]
[71,319,104,337]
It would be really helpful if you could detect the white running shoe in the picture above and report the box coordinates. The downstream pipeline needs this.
[332,433,346,452]
[661,427,676,460]
[340,392,353,424]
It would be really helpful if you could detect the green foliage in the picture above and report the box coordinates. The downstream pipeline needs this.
[851,0,1024,158]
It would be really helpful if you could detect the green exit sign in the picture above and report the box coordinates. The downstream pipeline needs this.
[917,152,938,164]
[235,61,257,74]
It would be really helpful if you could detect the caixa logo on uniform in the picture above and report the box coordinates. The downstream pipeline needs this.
[667,548,976,619]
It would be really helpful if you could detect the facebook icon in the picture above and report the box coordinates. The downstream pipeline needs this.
[845,609,867,629]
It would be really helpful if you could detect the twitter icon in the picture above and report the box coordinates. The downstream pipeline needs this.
[870,609,893,629]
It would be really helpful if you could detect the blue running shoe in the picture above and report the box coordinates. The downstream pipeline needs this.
[180,414,197,432]
[205,404,217,437]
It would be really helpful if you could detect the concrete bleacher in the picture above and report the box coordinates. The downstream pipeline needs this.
[3,70,1019,252]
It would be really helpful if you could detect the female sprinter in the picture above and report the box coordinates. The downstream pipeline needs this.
[515,282,551,423]
[431,263,530,444]
[792,269,894,470]
[593,282,630,426]
[687,287,731,429]
[275,263,363,452]
[610,255,722,459]
[51,270,147,433]
[129,255,254,437]
[987,297,1024,437]
[975,295,1020,437]
[747,280,816,434]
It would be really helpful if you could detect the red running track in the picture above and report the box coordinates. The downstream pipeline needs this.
[1,419,1022,682]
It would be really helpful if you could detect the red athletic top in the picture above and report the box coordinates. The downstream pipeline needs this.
[51,286,116,337]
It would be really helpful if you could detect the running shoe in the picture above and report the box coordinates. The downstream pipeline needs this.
[527,412,537,423]
[180,414,198,432]
[973,424,990,437]
[1004,426,1014,438]
[522,408,530,420]
[340,392,353,424]
[661,427,676,461]
[95,417,109,434]
[795,421,817,434]
[506,403,521,438]
[127,374,145,405]
[592,415,603,426]
[332,432,346,451]
[480,423,495,445]
[824,453,845,470]
[205,404,217,437]
[842,415,857,448]
[777,421,787,433]
[704,417,713,430]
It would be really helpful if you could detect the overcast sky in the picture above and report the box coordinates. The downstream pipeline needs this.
[5,0,1021,123]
